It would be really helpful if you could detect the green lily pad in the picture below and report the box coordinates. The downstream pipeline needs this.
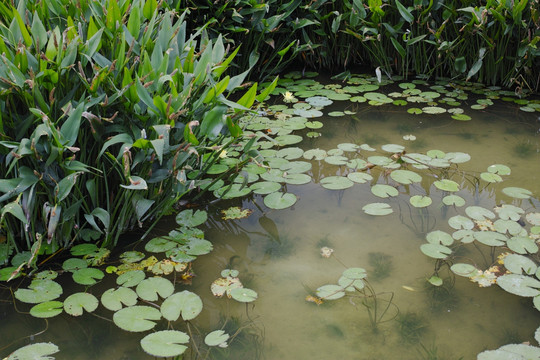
[14,279,63,304]
[101,287,138,311]
[494,219,525,236]
[451,263,478,277]
[280,161,312,174]
[504,254,537,275]
[320,176,354,190]
[293,109,323,118]
[62,258,88,272]
[260,169,286,183]
[64,292,99,316]
[346,159,368,170]
[497,274,540,297]
[465,206,495,221]
[72,268,104,285]
[494,204,524,221]
[434,179,460,192]
[205,330,230,347]
[306,96,333,107]
[381,144,405,153]
[342,267,367,280]
[428,276,443,286]
[136,277,174,302]
[362,203,393,216]
[420,243,452,259]
[145,237,178,253]
[474,231,507,246]
[428,150,445,159]
[176,209,207,228]
[161,290,203,321]
[347,172,373,184]
[263,192,297,210]
[141,330,189,358]
[360,144,376,151]
[502,187,533,199]
[113,305,162,332]
[422,106,446,114]
[480,172,503,183]
[526,213,540,226]
[306,121,323,129]
[407,108,423,114]
[316,284,345,300]
[390,170,422,184]
[337,143,360,152]
[30,301,64,318]
[364,92,392,103]
[70,244,99,256]
[410,195,432,208]
[445,152,471,164]
[324,155,348,165]
[117,270,146,287]
[284,173,312,185]
[442,195,466,207]
[371,184,399,198]
[452,229,476,243]
[507,236,539,255]
[34,270,58,280]
[214,183,252,199]
[488,164,511,175]
[426,230,454,246]
[182,238,213,256]
[250,181,281,195]
[230,287,258,303]
[303,148,327,160]
[206,164,229,175]
[367,156,393,167]
[5,343,59,360]
[120,251,145,264]
[451,114,472,121]
[338,276,365,291]
[276,147,304,159]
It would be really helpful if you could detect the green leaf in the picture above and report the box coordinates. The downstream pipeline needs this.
[434,179,460,192]
[362,202,393,216]
[120,176,148,190]
[342,267,367,280]
[141,330,189,357]
[442,195,465,207]
[474,231,507,246]
[320,176,354,190]
[451,263,478,277]
[127,4,141,38]
[30,301,63,318]
[371,184,399,198]
[237,83,258,109]
[390,170,422,184]
[263,192,297,210]
[200,105,227,139]
[230,287,258,303]
[117,270,146,287]
[31,12,47,50]
[504,254,537,275]
[13,7,32,47]
[176,209,207,228]
[497,274,540,297]
[395,0,414,23]
[161,290,203,321]
[426,230,454,246]
[64,292,99,316]
[316,284,345,300]
[113,305,161,332]
[6,343,59,360]
[72,268,104,285]
[101,287,138,311]
[14,279,63,304]
[410,195,432,208]
[420,243,452,259]
[136,277,174,301]
[55,172,82,201]
[205,330,230,347]
[502,187,532,199]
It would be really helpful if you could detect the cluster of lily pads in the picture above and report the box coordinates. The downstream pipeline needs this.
[4,209,257,359]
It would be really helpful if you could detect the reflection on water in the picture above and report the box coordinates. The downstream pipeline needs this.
[1,88,540,359]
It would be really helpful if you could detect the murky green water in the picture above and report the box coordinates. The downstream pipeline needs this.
[2,79,540,359]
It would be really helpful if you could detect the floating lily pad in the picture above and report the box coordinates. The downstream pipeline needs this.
[410,195,432,208]
[497,274,540,297]
[70,244,99,256]
[14,279,63,304]
[452,229,476,243]
[305,96,333,107]
[64,292,99,316]
[113,305,162,332]
[445,152,471,164]
[338,276,365,291]
[205,330,230,347]
[465,206,495,221]
[390,170,422,184]
[30,301,63,318]
[316,284,345,300]
[442,195,466,207]
[507,236,538,255]
[263,192,297,209]
[451,263,478,277]
[101,287,138,311]
[249,181,281,195]
[494,219,525,236]
[280,161,312,174]
[230,287,258,303]
[214,184,252,199]
[428,276,443,286]
[367,156,393,167]
[320,176,354,190]
[145,237,178,253]
[303,148,327,160]
[342,267,367,280]
[120,251,145,264]
[117,270,145,287]
[422,106,446,114]
[420,243,452,259]
[175,209,207,228]
[284,173,312,185]
[362,203,393,216]
[434,179,459,192]
[381,144,405,153]
[494,204,524,221]
[488,164,511,175]
[136,277,174,301]
[347,172,373,183]
[72,268,104,285]
[338,143,360,152]
[480,172,503,183]
[140,330,189,358]
[474,231,507,246]
[62,258,88,272]
[426,230,454,246]
[451,113,471,121]
[504,254,537,275]
[502,187,533,199]
[347,159,369,170]
[324,155,348,165]
[5,343,59,360]
[276,147,304,159]
[161,291,203,321]
[293,109,323,118]
[371,184,399,198]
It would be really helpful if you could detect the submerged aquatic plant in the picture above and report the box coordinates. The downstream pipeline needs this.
[264,236,296,259]
[368,252,394,281]
[396,311,429,344]
[513,141,536,158]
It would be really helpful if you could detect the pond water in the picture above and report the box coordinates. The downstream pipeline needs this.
[2,73,540,359]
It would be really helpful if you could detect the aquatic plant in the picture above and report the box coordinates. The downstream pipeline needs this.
[513,141,536,158]
[368,252,394,281]
[264,235,295,259]
[396,311,429,344]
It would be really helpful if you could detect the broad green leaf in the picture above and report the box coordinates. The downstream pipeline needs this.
[320,176,354,190]
[200,105,227,139]
[120,176,148,190]
[504,254,537,275]
[362,203,393,216]
[465,206,495,221]
[371,184,399,198]
[434,179,459,192]
[30,301,63,318]
[237,83,258,109]
[161,291,203,321]
[101,287,138,311]
[263,192,297,210]
[342,267,367,280]
[426,230,454,246]
[502,187,532,199]
[451,263,478,277]
[507,236,538,255]
[205,330,230,347]
[497,274,540,297]
[14,279,62,304]
[474,231,507,246]
[6,343,59,360]
[390,170,422,184]
[141,330,189,357]
[316,284,345,300]
[420,243,452,259]
[72,268,104,285]
[230,288,258,303]
[136,277,174,301]
[113,305,161,332]
[64,292,99,316]
[395,0,414,23]
[410,195,432,208]
[176,209,207,228]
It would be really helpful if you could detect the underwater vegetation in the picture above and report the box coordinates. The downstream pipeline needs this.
[316,235,333,249]
[368,252,394,281]
[395,311,429,344]
[264,235,296,259]
[423,278,460,312]
[513,141,536,157]
[499,327,523,345]
[213,316,264,360]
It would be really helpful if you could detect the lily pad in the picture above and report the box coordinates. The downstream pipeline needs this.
[410,195,432,208]
[474,231,508,246]
[280,161,312,174]
[347,159,369,170]
[263,192,297,210]
[526,213,540,226]
[30,301,64,318]
[70,243,99,256]
[371,184,399,198]
[324,155,348,165]
[72,268,104,285]
[362,203,393,216]
[445,152,471,164]
[230,288,258,303]
[367,156,393,167]
[488,164,511,175]
[62,258,88,272]
[214,183,252,199]
[117,270,146,287]
[64,292,99,316]
[175,209,207,228]
[494,219,525,236]
[434,179,459,192]
[390,170,422,184]
[347,172,373,183]
[119,251,145,264]
[303,148,327,160]
[451,263,478,277]
[113,305,162,332]
[494,204,524,221]
[284,173,312,185]
[320,176,354,190]
[452,229,476,243]
[136,277,175,301]
[250,181,282,195]
[140,330,189,358]
[205,330,230,347]
[507,236,539,255]
[381,144,405,153]
[316,284,345,300]
[5,343,59,360]
[306,96,333,107]
[342,267,367,280]
[161,290,203,321]
[276,147,304,159]
[502,187,533,199]
[14,279,63,304]
[480,172,503,183]
[442,195,466,207]
[420,243,452,259]
[426,230,454,246]
[465,206,495,221]
[101,287,138,311]
[504,254,537,275]
[497,274,540,297]
[145,237,178,253]
[337,143,360,152]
